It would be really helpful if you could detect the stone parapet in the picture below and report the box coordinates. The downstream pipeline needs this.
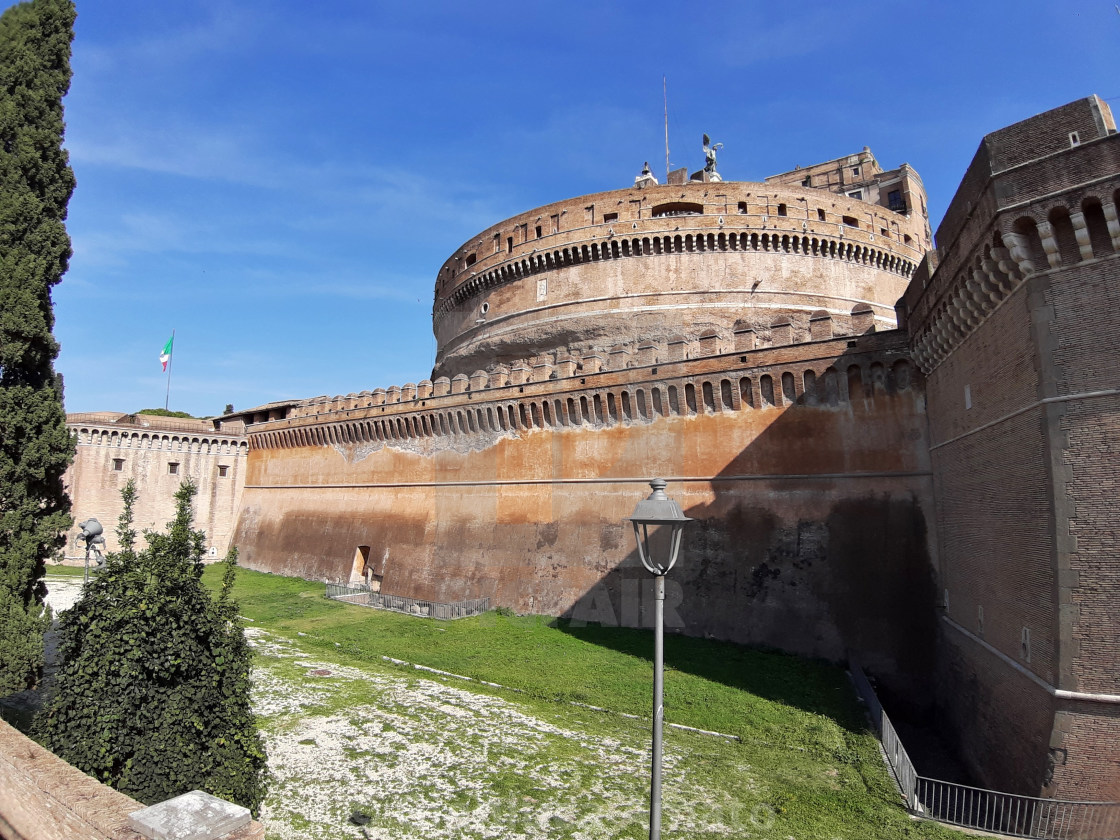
[245,330,916,454]
[0,719,263,840]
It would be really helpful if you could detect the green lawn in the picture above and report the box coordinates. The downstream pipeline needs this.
[201,566,960,839]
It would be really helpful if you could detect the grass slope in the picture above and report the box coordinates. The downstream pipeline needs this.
[203,567,959,839]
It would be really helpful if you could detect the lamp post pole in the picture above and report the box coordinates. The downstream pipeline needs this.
[627,478,691,840]
[650,571,665,840]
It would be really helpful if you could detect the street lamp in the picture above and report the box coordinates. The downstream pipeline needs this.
[77,518,105,584]
[627,478,691,840]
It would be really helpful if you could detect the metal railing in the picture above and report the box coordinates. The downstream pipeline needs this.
[849,661,1120,839]
[325,583,490,620]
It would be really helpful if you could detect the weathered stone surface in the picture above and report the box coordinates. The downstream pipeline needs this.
[128,791,250,840]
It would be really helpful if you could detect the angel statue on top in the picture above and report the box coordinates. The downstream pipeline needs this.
[703,133,724,181]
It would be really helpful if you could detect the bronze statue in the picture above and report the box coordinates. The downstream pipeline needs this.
[703,134,723,181]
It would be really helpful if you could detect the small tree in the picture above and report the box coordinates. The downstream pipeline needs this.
[0,0,77,695]
[36,480,269,814]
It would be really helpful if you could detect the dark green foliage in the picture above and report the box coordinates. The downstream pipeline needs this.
[0,0,76,695]
[36,480,269,815]
[136,408,195,419]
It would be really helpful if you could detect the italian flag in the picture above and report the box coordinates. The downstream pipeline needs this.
[160,335,174,371]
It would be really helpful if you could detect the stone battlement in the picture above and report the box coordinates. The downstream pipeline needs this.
[901,127,1120,373]
[246,328,915,454]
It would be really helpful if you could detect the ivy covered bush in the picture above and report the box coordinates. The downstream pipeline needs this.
[36,480,268,815]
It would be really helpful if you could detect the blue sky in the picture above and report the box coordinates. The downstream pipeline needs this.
[52,1,1120,417]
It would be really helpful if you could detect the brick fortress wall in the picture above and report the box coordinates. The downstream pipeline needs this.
[63,413,248,560]
[234,325,940,702]
[901,96,1120,800]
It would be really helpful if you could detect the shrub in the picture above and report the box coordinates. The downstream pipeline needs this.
[35,480,268,814]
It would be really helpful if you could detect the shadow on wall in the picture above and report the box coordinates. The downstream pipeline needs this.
[560,345,941,712]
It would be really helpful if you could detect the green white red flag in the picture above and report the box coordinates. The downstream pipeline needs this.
[160,335,173,371]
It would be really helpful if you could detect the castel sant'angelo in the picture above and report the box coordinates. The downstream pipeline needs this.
[66,96,1120,803]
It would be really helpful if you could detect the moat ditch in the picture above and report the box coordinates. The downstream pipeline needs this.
[2,571,970,839]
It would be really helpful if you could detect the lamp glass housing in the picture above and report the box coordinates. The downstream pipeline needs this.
[627,479,691,576]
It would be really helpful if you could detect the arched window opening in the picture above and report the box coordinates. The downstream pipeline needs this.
[760,375,775,407]
[685,383,698,414]
[652,388,665,416]
[847,365,865,401]
[803,370,818,405]
[1048,206,1081,266]
[702,381,716,412]
[891,360,913,392]
[636,389,649,420]
[621,391,633,421]
[720,379,734,410]
[739,378,754,408]
[781,371,796,404]
[869,362,887,393]
[668,385,680,415]
[652,201,703,217]
[1081,198,1114,258]
[1011,216,1047,269]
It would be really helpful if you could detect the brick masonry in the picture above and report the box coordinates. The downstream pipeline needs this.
[0,719,263,840]
[906,96,1120,800]
[53,97,1120,805]
[63,413,248,561]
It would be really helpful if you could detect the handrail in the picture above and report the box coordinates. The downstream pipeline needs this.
[848,660,1120,839]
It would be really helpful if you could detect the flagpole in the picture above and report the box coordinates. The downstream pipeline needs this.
[164,328,174,410]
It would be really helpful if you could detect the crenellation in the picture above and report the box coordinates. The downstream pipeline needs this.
[469,370,489,391]
[770,318,793,346]
[609,344,633,369]
[244,331,920,456]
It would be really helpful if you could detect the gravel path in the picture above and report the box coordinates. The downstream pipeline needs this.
[247,629,751,840]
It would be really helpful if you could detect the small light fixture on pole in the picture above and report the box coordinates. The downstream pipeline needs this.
[77,518,105,584]
[627,478,691,840]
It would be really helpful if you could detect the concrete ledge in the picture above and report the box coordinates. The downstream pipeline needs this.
[0,719,263,840]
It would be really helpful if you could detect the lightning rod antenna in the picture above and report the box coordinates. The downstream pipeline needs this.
[663,76,670,182]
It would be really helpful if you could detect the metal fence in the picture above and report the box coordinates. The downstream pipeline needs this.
[849,661,1120,839]
[325,583,490,620]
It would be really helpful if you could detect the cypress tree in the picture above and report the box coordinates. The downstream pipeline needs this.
[0,0,76,695]
[36,481,270,815]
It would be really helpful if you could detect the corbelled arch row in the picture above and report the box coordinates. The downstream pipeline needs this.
[74,425,249,457]
[910,185,1120,373]
[434,226,916,326]
[247,353,918,453]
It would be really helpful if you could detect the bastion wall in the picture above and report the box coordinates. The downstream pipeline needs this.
[234,322,939,698]
[63,413,248,559]
[901,96,1120,800]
